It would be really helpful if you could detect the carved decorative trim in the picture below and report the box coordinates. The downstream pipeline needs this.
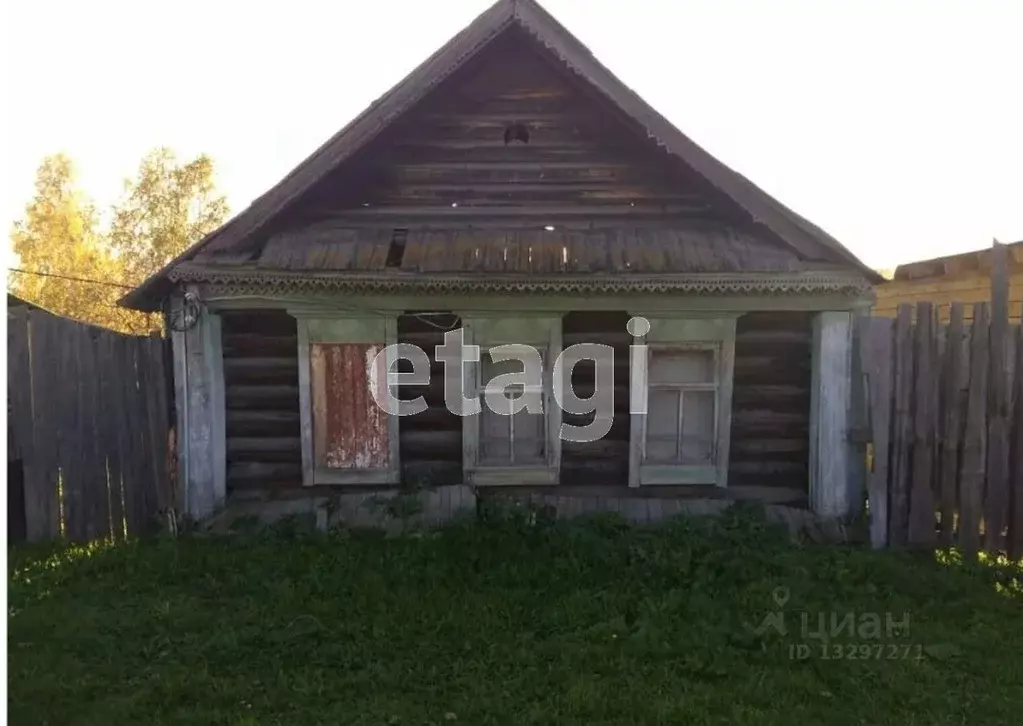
[171,267,874,298]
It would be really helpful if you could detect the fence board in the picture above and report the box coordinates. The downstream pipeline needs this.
[859,316,892,548]
[7,307,171,543]
[937,303,965,545]
[984,242,1011,552]
[1010,321,1023,559]
[97,332,121,540]
[960,303,990,557]
[909,303,937,546]
[28,311,61,540]
[890,304,914,546]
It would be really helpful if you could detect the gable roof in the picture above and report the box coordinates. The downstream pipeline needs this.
[121,0,880,311]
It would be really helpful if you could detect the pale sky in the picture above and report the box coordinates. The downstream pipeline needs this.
[2,0,1021,272]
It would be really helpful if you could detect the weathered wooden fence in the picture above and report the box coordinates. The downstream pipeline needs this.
[859,243,1023,557]
[7,306,173,542]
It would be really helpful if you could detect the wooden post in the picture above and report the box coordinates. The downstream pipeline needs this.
[985,240,1010,552]
[171,297,226,521]
[809,311,856,518]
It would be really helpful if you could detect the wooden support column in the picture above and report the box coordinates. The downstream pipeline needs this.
[171,296,226,520]
[809,311,858,518]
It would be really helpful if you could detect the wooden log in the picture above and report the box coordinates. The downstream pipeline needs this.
[226,437,302,454]
[398,429,462,459]
[227,462,302,482]
[225,385,300,408]
[889,304,914,547]
[984,240,1011,552]
[226,409,302,435]
[859,316,893,548]
[222,357,299,383]
[908,303,937,546]
[222,333,298,358]
[938,304,965,546]
[960,303,990,558]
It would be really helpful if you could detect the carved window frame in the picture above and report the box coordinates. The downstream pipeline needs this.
[459,314,563,487]
[628,315,738,488]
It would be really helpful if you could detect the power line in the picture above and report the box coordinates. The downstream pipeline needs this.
[7,267,133,290]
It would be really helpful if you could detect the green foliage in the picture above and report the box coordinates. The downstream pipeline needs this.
[8,149,228,334]
[8,514,1023,725]
[108,148,229,289]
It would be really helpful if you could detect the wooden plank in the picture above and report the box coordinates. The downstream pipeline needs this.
[984,240,1011,552]
[938,303,965,546]
[97,331,122,540]
[889,304,914,546]
[120,339,144,535]
[808,311,855,517]
[908,303,936,546]
[152,336,173,521]
[78,325,105,541]
[960,303,990,558]
[1009,319,1023,560]
[858,316,893,548]
[62,320,86,541]
[135,337,158,534]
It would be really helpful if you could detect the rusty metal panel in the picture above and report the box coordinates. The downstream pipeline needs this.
[310,343,389,469]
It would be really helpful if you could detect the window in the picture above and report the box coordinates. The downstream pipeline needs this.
[645,348,718,466]
[629,315,738,487]
[479,354,547,467]
[460,314,562,486]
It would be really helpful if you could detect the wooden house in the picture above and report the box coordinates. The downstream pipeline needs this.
[874,240,1023,322]
[120,0,880,525]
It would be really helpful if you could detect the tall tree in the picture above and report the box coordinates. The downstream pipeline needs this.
[109,148,229,288]
[9,154,135,331]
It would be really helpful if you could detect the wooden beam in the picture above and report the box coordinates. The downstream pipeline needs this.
[174,299,227,520]
[809,311,856,518]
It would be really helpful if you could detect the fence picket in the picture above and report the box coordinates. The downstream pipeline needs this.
[938,303,965,545]
[7,307,171,543]
[909,303,937,546]
[984,242,1011,553]
[890,304,914,546]
[1009,320,1023,560]
[960,303,990,557]
[859,317,893,548]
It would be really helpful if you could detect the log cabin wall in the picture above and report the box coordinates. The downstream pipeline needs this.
[219,309,812,504]
[221,311,302,493]
[728,312,812,505]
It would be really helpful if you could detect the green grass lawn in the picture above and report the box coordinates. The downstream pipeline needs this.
[8,505,1023,725]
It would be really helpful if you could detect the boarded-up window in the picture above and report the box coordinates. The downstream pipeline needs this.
[310,343,390,470]
[645,349,717,465]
